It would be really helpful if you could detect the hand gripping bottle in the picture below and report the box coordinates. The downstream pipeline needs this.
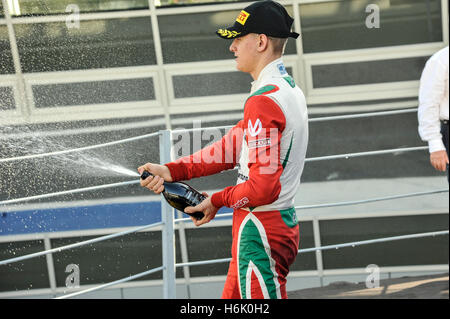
[141,171,205,220]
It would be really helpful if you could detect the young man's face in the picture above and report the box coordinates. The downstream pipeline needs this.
[229,34,259,74]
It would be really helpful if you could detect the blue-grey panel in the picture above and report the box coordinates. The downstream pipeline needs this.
[32,77,155,108]
[0,201,232,235]
[13,0,148,15]
[173,71,252,98]
[0,26,14,75]
[312,56,429,88]
[0,86,15,110]
[173,67,292,98]
[15,18,156,73]
[320,214,449,268]
[300,0,442,53]
[0,240,49,291]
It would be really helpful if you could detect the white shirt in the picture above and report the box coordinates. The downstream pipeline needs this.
[418,46,449,153]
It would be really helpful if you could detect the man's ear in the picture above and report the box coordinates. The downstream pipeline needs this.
[257,34,269,52]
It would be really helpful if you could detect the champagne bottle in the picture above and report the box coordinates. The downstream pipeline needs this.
[141,171,205,220]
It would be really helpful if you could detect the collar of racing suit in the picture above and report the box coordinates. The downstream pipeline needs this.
[250,57,287,94]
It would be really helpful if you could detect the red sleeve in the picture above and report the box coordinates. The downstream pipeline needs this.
[210,95,286,209]
[165,121,244,181]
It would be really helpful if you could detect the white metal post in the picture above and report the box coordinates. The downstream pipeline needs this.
[1,0,32,120]
[43,235,57,297]
[312,217,324,287]
[160,129,176,299]
[176,211,192,298]
[149,0,172,130]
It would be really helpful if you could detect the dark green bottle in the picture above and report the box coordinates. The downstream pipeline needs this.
[141,171,205,220]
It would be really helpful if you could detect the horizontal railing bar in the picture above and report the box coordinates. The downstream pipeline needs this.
[0,109,421,164]
[171,125,233,135]
[54,266,165,299]
[170,108,419,134]
[175,189,447,223]
[0,180,140,206]
[0,119,164,141]
[174,212,233,224]
[3,187,443,265]
[173,230,449,268]
[0,221,164,266]
[176,257,231,268]
[10,9,153,24]
[0,145,434,209]
[296,230,449,254]
[294,189,449,210]
[305,146,427,162]
[0,132,159,163]
[308,108,418,122]
[3,229,446,295]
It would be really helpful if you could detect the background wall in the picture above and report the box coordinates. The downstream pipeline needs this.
[0,0,448,298]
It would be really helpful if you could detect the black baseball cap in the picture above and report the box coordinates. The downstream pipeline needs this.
[216,0,299,39]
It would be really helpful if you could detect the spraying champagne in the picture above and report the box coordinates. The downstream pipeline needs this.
[141,171,205,220]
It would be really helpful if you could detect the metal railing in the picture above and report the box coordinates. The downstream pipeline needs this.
[0,132,159,164]
[0,109,449,299]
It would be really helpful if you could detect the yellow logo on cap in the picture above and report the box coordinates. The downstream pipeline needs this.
[218,29,241,38]
[236,10,250,25]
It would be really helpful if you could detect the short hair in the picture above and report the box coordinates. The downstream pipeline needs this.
[268,37,288,55]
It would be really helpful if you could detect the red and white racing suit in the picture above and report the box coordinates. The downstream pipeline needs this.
[166,58,308,299]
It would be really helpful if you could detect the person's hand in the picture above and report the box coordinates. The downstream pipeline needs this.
[430,150,449,172]
[138,163,173,194]
[185,193,219,226]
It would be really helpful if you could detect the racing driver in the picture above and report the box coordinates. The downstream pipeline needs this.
[139,0,309,299]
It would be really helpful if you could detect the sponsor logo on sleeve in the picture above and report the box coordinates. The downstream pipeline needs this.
[231,197,250,209]
[248,119,262,137]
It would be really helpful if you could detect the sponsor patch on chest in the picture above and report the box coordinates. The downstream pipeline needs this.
[248,138,271,149]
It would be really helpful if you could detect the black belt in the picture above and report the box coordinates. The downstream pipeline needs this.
[442,120,449,125]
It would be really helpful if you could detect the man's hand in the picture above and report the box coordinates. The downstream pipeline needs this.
[138,163,173,194]
[185,193,219,227]
[430,150,449,172]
